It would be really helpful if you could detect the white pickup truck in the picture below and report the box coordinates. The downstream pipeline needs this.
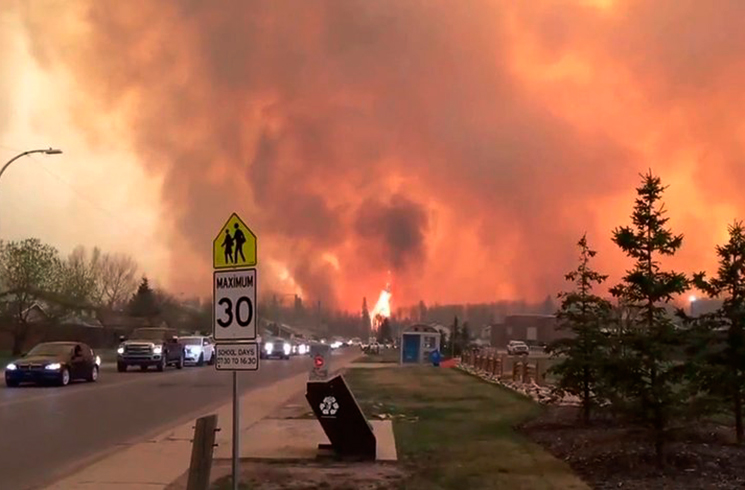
[507,340,530,356]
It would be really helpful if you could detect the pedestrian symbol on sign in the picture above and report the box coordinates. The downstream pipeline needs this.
[213,213,257,269]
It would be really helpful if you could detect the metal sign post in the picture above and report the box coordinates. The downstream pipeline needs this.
[232,371,239,490]
[212,212,259,490]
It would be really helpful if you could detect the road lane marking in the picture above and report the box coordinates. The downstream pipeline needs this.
[0,367,203,409]
[0,355,317,409]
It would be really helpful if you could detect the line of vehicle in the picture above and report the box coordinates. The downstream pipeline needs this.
[27,356,313,490]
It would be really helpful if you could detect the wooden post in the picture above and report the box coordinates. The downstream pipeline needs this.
[187,414,219,490]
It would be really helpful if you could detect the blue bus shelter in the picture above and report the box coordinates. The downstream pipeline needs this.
[400,324,441,364]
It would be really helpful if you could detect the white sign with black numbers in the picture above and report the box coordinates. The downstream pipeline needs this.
[215,342,259,371]
[213,268,257,341]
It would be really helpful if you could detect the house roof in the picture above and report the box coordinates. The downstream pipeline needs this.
[404,323,439,333]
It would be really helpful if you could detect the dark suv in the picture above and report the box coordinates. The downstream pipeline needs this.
[117,328,184,372]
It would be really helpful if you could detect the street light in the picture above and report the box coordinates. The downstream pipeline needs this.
[0,148,63,182]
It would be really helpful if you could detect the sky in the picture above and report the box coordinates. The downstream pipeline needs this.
[1,0,744,311]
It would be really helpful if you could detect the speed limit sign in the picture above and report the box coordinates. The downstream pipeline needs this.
[213,268,257,340]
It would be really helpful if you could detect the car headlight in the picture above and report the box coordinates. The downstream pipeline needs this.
[117,347,124,355]
[283,343,291,354]
[95,356,101,366]
[265,342,274,353]
[45,363,62,371]
[153,346,163,355]
[6,363,17,371]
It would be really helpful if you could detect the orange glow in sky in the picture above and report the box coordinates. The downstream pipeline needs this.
[2,1,745,310]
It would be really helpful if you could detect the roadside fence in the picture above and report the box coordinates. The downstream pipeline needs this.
[460,348,545,385]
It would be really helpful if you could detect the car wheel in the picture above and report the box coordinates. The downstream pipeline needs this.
[197,354,204,367]
[59,368,70,387]
[88,365,99,382]
[5,379,18,388]
[176,355,184,370]
[157,356,166,372]
[208,353,215,365]
[117,362,127,373]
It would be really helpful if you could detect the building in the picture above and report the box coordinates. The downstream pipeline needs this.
[690,297,723,317]
[400,324,441,364]
[490,314,560,347]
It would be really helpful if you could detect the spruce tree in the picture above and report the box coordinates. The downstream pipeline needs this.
[451,315,460,356]
[547,234,611,425]
[361,297,371,338]
[693,220,745,443]
[461,321,470,349]
[127,276,160,320]
[609,171,688,465]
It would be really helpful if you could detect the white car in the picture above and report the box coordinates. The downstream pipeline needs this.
[180,336,215,366]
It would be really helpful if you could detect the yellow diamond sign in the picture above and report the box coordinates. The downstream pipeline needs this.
[213,213,257,269]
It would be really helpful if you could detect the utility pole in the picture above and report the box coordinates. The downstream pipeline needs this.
[317,300,321,332]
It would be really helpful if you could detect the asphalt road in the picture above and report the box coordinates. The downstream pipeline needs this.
[0,349,357,490]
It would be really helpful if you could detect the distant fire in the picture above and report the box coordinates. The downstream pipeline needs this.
[370,283,392,332]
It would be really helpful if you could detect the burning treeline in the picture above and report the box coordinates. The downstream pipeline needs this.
[369,283,392,333]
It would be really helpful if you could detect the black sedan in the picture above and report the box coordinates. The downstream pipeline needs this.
[4,342,101,387]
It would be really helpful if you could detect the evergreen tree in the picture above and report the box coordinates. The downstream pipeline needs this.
[547,234,612,425]
[377,317,392,343]
[418,300,428,322]
[692,220,745,444]
[127,276,160,320]
[361,297,371,338]
[609,171,689,465]
[540,294,555,315]
[461,321,470,349]
[451,315,460,356]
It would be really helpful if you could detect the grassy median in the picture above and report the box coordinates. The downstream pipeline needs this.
[344,366,588,490]
[352,347,400,364]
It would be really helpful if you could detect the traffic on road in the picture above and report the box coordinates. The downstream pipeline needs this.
[0,333,357,490]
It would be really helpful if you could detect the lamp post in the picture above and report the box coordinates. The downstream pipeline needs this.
[0,148,63,183]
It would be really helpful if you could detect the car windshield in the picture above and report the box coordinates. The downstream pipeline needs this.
[181,338,202,345]
[27,344,73,357]
[131,329,167,340]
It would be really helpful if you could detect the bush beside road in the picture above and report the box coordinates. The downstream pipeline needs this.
[344,366,588,490]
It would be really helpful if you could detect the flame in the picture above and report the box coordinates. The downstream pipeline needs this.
[370,281,392,332]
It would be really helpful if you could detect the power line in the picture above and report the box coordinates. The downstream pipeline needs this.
[29,154,139,232]
[26,154,163,260]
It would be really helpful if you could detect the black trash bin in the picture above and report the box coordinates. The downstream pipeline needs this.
[306,374,376,460]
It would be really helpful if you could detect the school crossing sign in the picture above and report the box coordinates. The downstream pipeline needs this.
[213,213,257,269]
[212,211,259,345]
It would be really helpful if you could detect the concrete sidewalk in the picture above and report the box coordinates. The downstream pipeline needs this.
[44,355,360,490]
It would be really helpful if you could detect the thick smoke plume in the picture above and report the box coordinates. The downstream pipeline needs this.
[14,0,745,309]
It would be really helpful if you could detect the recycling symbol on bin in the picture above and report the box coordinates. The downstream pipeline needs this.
[319,396,339,416]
